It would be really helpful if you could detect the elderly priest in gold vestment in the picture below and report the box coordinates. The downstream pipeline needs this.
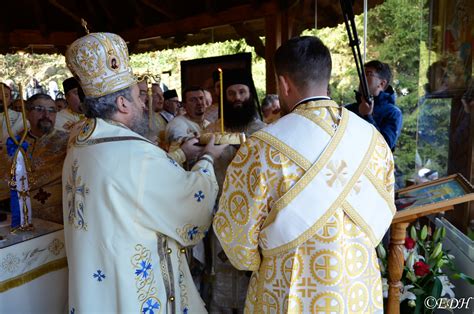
[0,93,67,224]
[63,32,226,313]
[214,36,396,313]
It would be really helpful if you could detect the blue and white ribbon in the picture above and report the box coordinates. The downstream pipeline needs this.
[6,137,32,228]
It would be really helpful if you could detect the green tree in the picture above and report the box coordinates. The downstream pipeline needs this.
[1,0,434,184]
[304,0,428,180]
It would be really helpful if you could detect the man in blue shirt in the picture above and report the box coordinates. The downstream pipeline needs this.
[345,60,403,151]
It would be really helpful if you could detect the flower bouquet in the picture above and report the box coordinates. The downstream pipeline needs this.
[377,223,474,313]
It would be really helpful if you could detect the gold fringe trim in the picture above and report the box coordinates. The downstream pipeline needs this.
[0,257,67,293]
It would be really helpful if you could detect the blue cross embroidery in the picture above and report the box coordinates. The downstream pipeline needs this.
[187,226,199,240]
[143,298,160,314]
[183,307,189,314]
[200,168,210,175]
[93,270,106,282]
[70,308,75,314]
[135,260,152,279]
[194,191,205,202]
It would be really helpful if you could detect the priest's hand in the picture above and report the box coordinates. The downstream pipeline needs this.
[202,135,228,160]
[181,138,203,161]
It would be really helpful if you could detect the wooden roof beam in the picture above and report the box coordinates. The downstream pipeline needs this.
[6,30,78,47]
[81,0,101,32]
[205,0,216,14]
[97,0,116,31]
[48,0,82,24]
[33,0,49,37]
[120,2,279,42]
[141,0,176,20]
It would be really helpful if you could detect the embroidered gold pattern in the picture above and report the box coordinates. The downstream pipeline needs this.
[310,291,345,313]
[65,159,89,231]
[131,244,161,313]
[348,282,369,312]
[310,249,343,286]
[227,191,250,225]
[47,238,64,256]
[325,160,349,187]
[213,211,234,244]
[214,101,390,313]
[262,123,377,257]
[176,224,207,244]
[253,131,311,171]
[261,110,349,230]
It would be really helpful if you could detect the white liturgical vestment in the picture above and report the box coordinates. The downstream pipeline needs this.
[63,118,218,313]
[55,107,84,132]
[1,109,28,144]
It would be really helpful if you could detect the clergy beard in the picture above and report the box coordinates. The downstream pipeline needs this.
[37,118,53,134]
[130,109,149,137]
[224,96,258,131]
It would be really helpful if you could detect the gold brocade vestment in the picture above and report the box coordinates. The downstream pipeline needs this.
[214,101,395,313]
[0,130,68,223]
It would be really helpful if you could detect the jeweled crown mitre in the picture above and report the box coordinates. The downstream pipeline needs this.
[66,32,136,98]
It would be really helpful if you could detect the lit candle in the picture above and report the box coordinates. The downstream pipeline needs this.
[218,68,224,134]
[147,79,153,129]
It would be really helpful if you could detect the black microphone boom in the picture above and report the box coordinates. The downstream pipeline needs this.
[340,0,373,104]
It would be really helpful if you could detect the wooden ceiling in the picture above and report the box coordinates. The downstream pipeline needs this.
[0,0,382,55]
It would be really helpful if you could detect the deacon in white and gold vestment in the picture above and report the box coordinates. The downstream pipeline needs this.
[214,99,396,313]
[215,36,396,313]
[63,32,221,314]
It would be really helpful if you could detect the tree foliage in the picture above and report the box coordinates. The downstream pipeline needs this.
[0,0,434,180]
[304,0,428,179]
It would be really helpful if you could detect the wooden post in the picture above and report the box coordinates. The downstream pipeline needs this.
[264,10,293,95]
[265,15,279,95]
[387,222,409,314]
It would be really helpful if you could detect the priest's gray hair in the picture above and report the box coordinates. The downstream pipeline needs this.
[83,87,133,119]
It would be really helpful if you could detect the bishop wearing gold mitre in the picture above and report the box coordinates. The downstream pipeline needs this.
[214,36,396,313]
[63,32,226,313]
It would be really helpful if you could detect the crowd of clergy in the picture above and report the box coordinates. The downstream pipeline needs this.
[0,32,400,313]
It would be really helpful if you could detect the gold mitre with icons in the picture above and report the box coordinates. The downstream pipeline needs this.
[66,32,136,98]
